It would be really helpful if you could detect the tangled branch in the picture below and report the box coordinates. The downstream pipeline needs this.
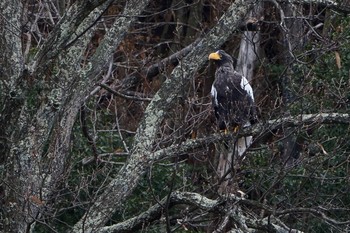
[97,191,307,233]
[151,113,350,161]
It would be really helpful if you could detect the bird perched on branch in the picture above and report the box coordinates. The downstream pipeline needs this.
[208,50,256,157]
[208,50,257,193]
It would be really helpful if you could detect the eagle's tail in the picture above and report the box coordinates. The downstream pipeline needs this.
[236,121,253,157]
[236,135,253,158]
[217,124,253,194]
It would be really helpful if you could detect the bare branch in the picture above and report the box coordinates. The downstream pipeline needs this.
[144,38,200,79]
[96,191,221,233]
[0,1,24,84]
[31,0,114,74]
[117,37,201,92]
[97,191,305,233]
[288,0,350,14]
[72,1,255,231]
[275,207,350,225]
[99,83,153,101]
[150,113,350,162]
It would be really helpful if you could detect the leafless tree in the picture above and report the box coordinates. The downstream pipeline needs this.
[1,0,349,232]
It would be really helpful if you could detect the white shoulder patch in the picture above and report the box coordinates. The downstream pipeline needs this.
[211,85,218,105]
[240,76,254,101]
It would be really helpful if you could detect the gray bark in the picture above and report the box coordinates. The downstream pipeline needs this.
[1,0,151,232]
[96,191,304,233]
[72,1,254,232]
[99,112,349,164]
[0,2,26,232]
[30,0,114,76]
[276,1,306,166]
[217,3,262,194]
[236,11,262,81]
[0,1,24,158]
[0,0,345,232]
[0,1,23,86]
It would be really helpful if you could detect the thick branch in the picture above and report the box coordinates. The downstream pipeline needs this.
[144,38,200,79]
[0,1,23,84]
[71,0,153,231]
[97,191,304,233]
[251,113,350,138]
[32,0,114,74]
[46,0,152,202]
[96,192,223,233]
[73,1,254,231]
[100,190,345,232]
[0,0,24,158]
[287,0,350,14]
[34,2,112,215]
[150,113,350,162]
[117,33,200,91]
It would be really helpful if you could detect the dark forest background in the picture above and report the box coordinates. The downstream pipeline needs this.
[1,0,350,232]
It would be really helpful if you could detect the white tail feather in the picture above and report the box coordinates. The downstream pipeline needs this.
[217,135,253,194]
[237,135,253,157]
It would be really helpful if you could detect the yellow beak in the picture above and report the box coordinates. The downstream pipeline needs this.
[208,52,221,60]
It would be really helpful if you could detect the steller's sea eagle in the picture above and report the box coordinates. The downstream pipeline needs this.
[208,50,257,193]
[208,50,256,134]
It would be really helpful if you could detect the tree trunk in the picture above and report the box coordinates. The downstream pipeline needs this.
[1,0,149,232]
[217,3,262,194]
[1,0,344,232]
[72,1,254,231]
[280,2,306,166]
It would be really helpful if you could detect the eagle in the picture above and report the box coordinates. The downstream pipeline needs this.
[208,50,256,133]
[208,50,256,193]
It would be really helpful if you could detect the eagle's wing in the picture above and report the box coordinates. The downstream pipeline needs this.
[211,66,237,130]
[238,73,256,126]
[212,67,256,129]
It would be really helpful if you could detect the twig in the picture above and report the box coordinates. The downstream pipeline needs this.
[96,191,305,233]
[99,83,152,101]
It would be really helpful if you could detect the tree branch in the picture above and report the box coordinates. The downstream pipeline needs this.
[275,207,350,226]
[0,1,23,84]
[144,38,200,80]
[150,113,350,162]
[95,191,222,233]
[31,0,114,74]
[102,190,346,232]
[117,37,201,93]
[105,113,347,231]
[99,83,153,101]
[72,1,255,231]
[96,191,304,233]
[287,0,350,14]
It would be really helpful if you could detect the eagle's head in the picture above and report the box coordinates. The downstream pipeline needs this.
[208,50,235,67]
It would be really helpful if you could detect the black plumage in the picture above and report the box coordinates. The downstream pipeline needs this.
[209,50,256,131]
